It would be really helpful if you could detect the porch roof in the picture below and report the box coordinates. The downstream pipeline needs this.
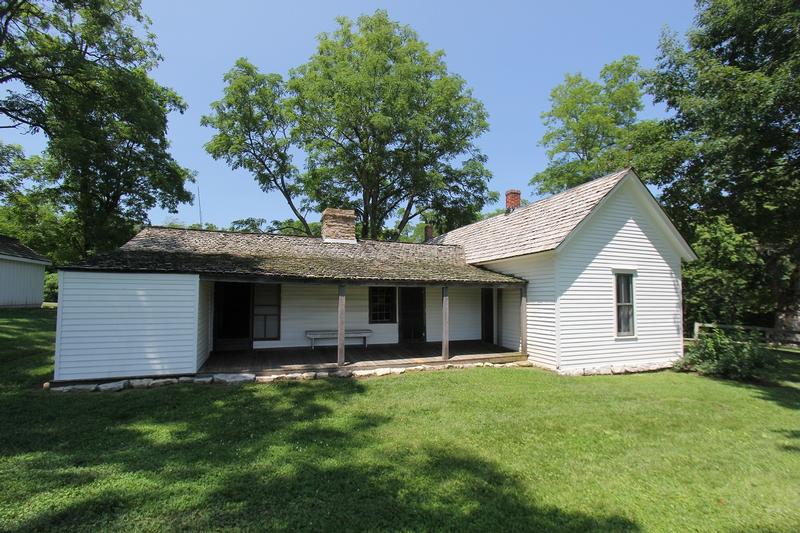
[62,227,525,286]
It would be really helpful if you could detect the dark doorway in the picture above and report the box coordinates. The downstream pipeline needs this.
[481,288,494,343]
[213,282,252,351]
[399,287,426,342]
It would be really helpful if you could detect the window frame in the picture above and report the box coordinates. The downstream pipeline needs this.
[252,284,281,341]
[369,286,397,324]
[613,271,636,338]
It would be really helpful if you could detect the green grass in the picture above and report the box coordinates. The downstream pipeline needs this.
[0,308,798,532]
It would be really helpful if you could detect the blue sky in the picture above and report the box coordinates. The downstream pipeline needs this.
[7,0,696,228]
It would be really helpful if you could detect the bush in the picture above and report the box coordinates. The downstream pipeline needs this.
[675,328,778,380]
[43,272,58,303]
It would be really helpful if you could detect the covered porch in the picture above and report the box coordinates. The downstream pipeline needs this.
[202,278,529,373]
[199,340,524,375]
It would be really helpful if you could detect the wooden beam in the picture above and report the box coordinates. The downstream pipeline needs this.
[337,284,346,366]
[519,287,527,354]
[442,286,449,360]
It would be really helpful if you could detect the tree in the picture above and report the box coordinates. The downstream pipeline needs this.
[204,11,493,240]
[28,69,193,257]
[682,216,768,325]
[201,59,311,235]
[1,1,193,260]
[644,0,800,329]
[530,56,644,194]
[0,0,156,133]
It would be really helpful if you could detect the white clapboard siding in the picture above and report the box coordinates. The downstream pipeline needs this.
[555,179,684,370]
[55,272,200,380]
[425,286,482,342]
[197,280,213,368]
[498,287,521,352]
[252,284,398,349]
[482,254,557,367]
[0,258,46,307]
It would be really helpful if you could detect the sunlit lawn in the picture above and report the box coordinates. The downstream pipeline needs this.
[1,307,798,531]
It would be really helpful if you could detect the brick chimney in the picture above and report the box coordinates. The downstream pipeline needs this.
[424,224,434,242]
[506,189,521,212]
[321,208,357,243]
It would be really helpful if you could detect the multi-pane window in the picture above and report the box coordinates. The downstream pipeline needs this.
[253,284,280,340]
[369,287,397,323]
[615,273,635,336]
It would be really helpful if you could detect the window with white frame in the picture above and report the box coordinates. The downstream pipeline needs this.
[615,273,635,336]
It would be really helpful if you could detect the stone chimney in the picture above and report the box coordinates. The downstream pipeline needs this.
[505,189,521,212]
[321,208,357,243]
[424,224,434,242]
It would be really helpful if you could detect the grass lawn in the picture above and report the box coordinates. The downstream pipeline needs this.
[1,308,798,532]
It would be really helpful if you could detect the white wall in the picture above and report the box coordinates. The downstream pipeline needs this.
[0,258,46,307]
[555,179,684,370]
[55,271,200,381]
[252,284,484,349]
[425,286,482,342]
[483,254,557,367]
[197,280,213,369]
[253,284,398,349]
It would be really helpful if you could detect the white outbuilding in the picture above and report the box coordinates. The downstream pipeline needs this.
[0,235,50,308]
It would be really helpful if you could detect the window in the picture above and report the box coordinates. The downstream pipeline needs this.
[369,287,397,323]
[615,273,635,336]
[253,284,280,340]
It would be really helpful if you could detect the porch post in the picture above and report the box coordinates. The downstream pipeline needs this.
[442,286,449,361]
[519,286,527,354]
[337,284,346,366]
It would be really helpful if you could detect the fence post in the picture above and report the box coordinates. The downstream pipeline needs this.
[693,322,700,340]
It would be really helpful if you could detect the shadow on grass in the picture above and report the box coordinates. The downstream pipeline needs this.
[0,378,639,532]
[0,307,57,389]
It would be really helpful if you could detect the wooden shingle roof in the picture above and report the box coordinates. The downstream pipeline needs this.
[65,227,524,286]
[431,169,632,263]
[0,234,49,264]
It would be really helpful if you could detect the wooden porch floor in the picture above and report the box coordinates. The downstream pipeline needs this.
[199,340,523,375]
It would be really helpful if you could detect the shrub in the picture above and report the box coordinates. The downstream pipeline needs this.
[675,328,778,380]
[43,272,58,303]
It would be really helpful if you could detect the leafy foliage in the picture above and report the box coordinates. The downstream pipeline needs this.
[0,0,156,133]
[204,11,493,239]
[682,216,769,325]
[643,0,800,327]
[676,328,778,380]
[530,56,643,194]
[0,1,193,261]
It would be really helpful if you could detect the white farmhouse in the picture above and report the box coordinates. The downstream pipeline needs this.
[53,169,695,382]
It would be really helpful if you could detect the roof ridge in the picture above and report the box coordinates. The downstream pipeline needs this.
[143,225,462,248]
[433,168,631,240]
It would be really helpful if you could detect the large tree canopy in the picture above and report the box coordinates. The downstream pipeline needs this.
[644,0,800,328]
[530,56,645,194]
[0,0,155,133]
[204,10,493,240]
[0,0,193,261]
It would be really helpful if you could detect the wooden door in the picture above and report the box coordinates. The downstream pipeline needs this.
[399,287,426,342]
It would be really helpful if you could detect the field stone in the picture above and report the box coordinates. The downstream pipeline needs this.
[97,380,128,392]
[334,369,352,378]
[300,372,317,380]
[213,373,255,385]
[255,375,280,383]
[129,378,153,388]
[178,377,194,384]
[52,383,97,393]
[194,375,214,384]
[315,371,330,379]
[150,378,179,387]
[352,369,377,377]
[374,368,394,377]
